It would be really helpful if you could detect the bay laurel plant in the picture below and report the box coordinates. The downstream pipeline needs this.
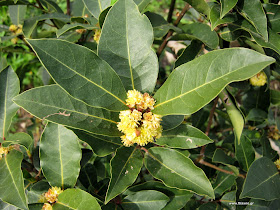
[1,0,280,209]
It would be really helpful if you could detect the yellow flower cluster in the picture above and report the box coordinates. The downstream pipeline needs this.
[268,127,280,140]
[118,90,162,147]
[9,24,23,44]
[42,203,52,210]
[43,186,63,204]
[94,29,101,44]
[274,159,280,170]
[249,72,267,86]
[0,146,13,160]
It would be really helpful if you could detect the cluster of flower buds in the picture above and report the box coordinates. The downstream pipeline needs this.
[9,24,23,44]
[0,146,13,160]
[249,71,267,86]
[117,90,162,147]
[94,29,101,44]
[274,158,280,170]
[41,186,63,210]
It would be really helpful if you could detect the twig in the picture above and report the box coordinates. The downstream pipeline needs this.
[35,0,44,10]
[66,0,71,15]
[156,3,190,57]
[199,159,246,179]
[42,111,71,121]
[167,0,176,23]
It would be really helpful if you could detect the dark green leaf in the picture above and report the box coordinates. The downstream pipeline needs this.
[98,0,158,92]
[212,149,235,165]
[220,0,238,18]
[0,150,28,210]
[56,23,97,37]
[40,123,82,188]
[271,89,280,106]
[220,191,236,209]
[180,23,219,49]
[8,5,26,25]
[105,147,143,204]
[144,147,214,198]
[161,115,184,131]
[0,66,20,139]
[153,48,275,116]
[213,168,236,197]
[0,199,17,210]
[263,3,280,33]
[83,0,110,19]
[27,181,50,204]
[240,157,280,200]
[122,190,169,210]
[72,0,91,16]
[53,188,101,209]
[210,5,237,30]
[13,85,121,136]
[133,0,150,12]
[73,130,122,157]
[26,39,127,111]
[183,0,210,17]
[156,124,213,149]
[3,132,33,151]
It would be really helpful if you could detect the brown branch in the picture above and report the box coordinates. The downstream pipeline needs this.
[167,0,176,23]
[199,159,246,179]
[67,0,71,15]
[156,3,190,57]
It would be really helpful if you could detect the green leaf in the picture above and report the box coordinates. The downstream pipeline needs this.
[27,181,50,204]
[26,39,127,111]
[161,115,184,131]
[144,147,214,199]
[98,0,158,92]
[8,5,26,25]
[23,13,70,38]
[105,147,143,204]
[213,168,237,197]
[72,0,91,16]
[56,23,97,37]
[83,0,110,19]
[40,123,82,188]
[180,23,219,49]
[122,190,169,210]
[183,0,210,17]
[219,89,244,143]
[53,188,101,209]
[0,150,28,210]
[235,135,255,172]
[271,89,280,106]
[73,130,122,157]
[156,124,213,149]
[0,199,17,210]
[3,132,33,151]
[175,40,202,68]
[237,0,268,41]
[0,66,20,139]
[240,157,280,200]
[153,48,275,116]
[124,181,193,210]
[220,0,238,18]
[220,191,236,209]
[134,0,150,12]
[0,0,28,6]
[210,5,237,30]
[212,149,235,165]
[263,3,280,33]
[13,85,121,136]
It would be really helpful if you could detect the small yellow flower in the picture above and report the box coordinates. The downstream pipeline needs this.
[9,24,17,32]
[44,187,63,204]
[0,146,13,160]
[118,90,162,147]
[94,29,101,44]
[42,203,52,210]
[11,37,19,44]
[75,29,86,34]
[15,24,22,35]
[249,72,267,86]
[268,127,280,140]
[274,159,280,170]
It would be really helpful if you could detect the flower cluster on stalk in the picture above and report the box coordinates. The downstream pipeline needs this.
[249,71,267,86]
[9,24,22,44]
[118,90,162,147]
[41,186,63,210]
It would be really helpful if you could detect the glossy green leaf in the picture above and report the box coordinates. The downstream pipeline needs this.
[27,181,50,204]
[73,130,122,157]
[180,23,219,49]
[144,147,214,199]
[183,0,210,17]
[271,89,280,106]
[40,123,82,188]
[83,0,110,19]
[72,0,91,16]
[122,190,169,210]
[153,48,275,116]
[0,200,17,210]
[124,181,193,210]
[13,85,121,136]
[175,40,202,68]
[263,3,280,33]
[53,188,101,209]
[98,0,158,92]
[220,191,236,209]
[3,132,33,151]
[218,25,249,42]
[156,124,213,149]
[105,147,143,204]
[161,115,184,131]
[213,168,236,197]
[240,157,280,200]
[210,5,237,30]
[237,0,268,41]
[219,89,244,143]
[23,13,70,38]
[235,135,255,172]
[56,23,97,37]
[8,5,26,25]
[26,39,127,111]
[220,0,238,18]
[212,149,235,165]
[0,150,28,210]
[0,66,20,139]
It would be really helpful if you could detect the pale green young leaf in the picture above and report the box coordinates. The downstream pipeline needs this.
[98,0,158,92]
